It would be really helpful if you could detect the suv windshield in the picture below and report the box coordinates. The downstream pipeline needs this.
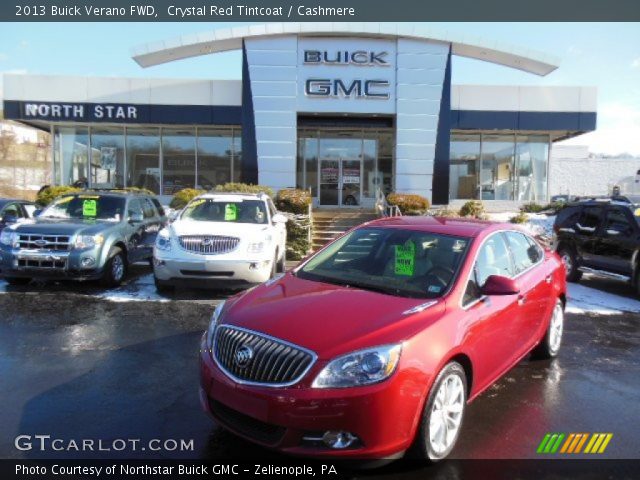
[297,227,470,298]
[40,195,126,221]
[181,198,268,224]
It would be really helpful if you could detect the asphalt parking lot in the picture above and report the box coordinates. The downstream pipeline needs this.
[0,264,639,466]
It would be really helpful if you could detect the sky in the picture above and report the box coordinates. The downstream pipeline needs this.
[0,22,639,155]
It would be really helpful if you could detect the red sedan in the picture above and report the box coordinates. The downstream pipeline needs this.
[199,217,566,461]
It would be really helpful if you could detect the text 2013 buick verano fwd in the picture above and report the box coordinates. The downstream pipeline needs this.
[199,216,566,461]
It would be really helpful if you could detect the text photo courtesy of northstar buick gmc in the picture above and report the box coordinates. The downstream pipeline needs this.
[153,192,287,292]
[199,216,566,462]
[0,191,166,287]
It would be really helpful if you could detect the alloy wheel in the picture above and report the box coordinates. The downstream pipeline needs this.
[549,303,564,353]
[112,255,124,282]
[561,252,573,275]
[429,374,465,456]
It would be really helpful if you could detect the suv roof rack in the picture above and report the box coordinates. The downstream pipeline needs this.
[204,191,269,198]
[80,188,148,196]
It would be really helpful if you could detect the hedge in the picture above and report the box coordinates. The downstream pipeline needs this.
[459,200,486,219]
[275,188,312,215]
[386,193,430,215]
[169,188,206,209]
[509,212,529,224]
[36,186,82,207]
[214,182,274,198]
[276,189,312,260]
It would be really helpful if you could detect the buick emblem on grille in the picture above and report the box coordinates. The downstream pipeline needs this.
[234,345,254,367]
[202,238,214,247]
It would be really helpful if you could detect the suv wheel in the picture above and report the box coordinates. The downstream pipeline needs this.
[101,247,127,288]
[4,277,31,286]
[270,254,277,279]
[532,300,564,359]
[412,362,467,462]
[276,249,286,273]
[558,247,582,282]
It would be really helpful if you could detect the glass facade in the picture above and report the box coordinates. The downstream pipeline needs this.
[53,126,241,195]
[448,132,550,202]
[297,128,394,207]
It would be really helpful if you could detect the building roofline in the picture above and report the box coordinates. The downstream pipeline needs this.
[131,22,559,76]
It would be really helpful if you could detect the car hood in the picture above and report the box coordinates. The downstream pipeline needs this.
[221,273,447,359]
[9,218,118,236]
[170,220,269,238]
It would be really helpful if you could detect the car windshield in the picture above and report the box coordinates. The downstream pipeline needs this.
[40,195,126,221]
[297,227,470,298]
[181,198,268,224]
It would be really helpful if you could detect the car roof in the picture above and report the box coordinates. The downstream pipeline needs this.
[365,215,502,238]
[73,190,148,198]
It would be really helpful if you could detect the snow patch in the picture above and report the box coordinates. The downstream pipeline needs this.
[566,282,640,315]
[96,274,170,303]
[486,212,555,240]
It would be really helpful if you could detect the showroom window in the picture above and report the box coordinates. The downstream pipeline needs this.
[197,128,234,189]
[90,127,125,188]
[162,128,196,195]
[449,134,481,200]
[126,128,161,194]
[54,126,89,186]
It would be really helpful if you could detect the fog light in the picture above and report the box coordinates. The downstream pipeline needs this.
[81,257,95,267]
[322,431,358,449]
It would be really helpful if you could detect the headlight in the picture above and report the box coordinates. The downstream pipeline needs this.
[0,230,17,247]
[312,344,402,388]
[206,300,226,348]
[156,228,171,251]
[74,234,104,250]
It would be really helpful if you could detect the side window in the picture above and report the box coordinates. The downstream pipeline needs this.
[525,235,544,264]
[142,198,156,219]
[577,206,603,235]
[462,268,482,306]
[475,234,514,286]
[604,208,633,236]
[556,206,581,229]
[151,198,165,217]
[505,231,538,274]
[2,203,22,219]
[128,199,143,218]
[267,199,277,220]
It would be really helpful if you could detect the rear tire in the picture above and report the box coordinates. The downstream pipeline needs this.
[276,249,286,273]
[532,300,564,359]
[101,247,127,288]
[4,277,31,286]
[269,254,277,279]
[558,247,582,282]
[411,362,467,462]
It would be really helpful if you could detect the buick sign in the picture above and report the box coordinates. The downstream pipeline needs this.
[303,50,389,66]
[234,345,254,367]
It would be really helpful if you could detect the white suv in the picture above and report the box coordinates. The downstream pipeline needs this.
[153,192,287,291]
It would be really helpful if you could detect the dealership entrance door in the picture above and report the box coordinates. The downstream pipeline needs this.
[297,125,394,209]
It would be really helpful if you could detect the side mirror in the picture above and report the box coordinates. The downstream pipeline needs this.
[128,212,144,223]
[272,213,288,224]
[480,275,520,296]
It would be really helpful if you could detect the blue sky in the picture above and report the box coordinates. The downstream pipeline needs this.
[1,22,639,154]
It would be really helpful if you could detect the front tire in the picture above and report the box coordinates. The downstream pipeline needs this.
[101,247,127,288]
[558,247,582,282]
[532,300,564,359]
[276,249,286,273]
[412,362,467,462]
[4,277,31,286]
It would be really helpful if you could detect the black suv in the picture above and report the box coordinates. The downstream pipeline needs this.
[0,190,166,287]
[552,199,640,293]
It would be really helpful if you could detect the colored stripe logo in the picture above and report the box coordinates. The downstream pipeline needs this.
[537,433,613,454]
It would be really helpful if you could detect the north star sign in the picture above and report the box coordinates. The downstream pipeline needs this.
[303,49,391,100]
[23,102,138,121]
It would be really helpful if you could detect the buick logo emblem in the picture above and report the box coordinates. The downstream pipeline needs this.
[234,345,253,367]
[202,238,213,247]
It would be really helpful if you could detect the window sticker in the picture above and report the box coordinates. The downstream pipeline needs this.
[634,207,640,217]
[225,203,238,221]
[452,239,468,252]
[82,199,97,217]
[394,240,415,276]
[428,285,442,293]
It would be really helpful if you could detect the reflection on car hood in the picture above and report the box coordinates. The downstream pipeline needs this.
[10,218,119,236]
[171,220,268,238]
[221,273,447,359]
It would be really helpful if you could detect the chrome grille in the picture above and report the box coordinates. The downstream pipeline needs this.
[213,326,316,387]
[178,235,239,254]
[18,234,71,251]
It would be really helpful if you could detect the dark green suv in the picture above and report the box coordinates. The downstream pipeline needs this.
[0,191,166,287]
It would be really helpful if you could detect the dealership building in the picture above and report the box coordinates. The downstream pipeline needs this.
[1,23,597,207]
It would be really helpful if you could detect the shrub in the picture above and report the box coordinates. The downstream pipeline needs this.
[459,200,486,219]
[386,193,430,215]
[169,188,206,209]
[545,201,566,215]
[214,182,274,199]
[36,185,82,207]
[509,212,529,224]
[276,189,312,215]
[520,202,545,213]
[431,207,460,218]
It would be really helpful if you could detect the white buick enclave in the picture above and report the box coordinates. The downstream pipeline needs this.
[153,192,287,291]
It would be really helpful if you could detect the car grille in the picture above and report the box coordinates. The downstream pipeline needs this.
[209,399,286,445]
[213,326,316,387]
[18,258,67,269]
[178,235,239,255]
[18,234,71,251]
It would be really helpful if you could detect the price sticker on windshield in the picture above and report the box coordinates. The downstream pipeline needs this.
[635,207,640,217]
[82,199,97,217]
[225,203,238,221]
[395,240,415,276]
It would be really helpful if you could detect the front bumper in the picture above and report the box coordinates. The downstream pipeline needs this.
[199,334,425,459]
[0,247,104,280]
[154,249,273,286]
